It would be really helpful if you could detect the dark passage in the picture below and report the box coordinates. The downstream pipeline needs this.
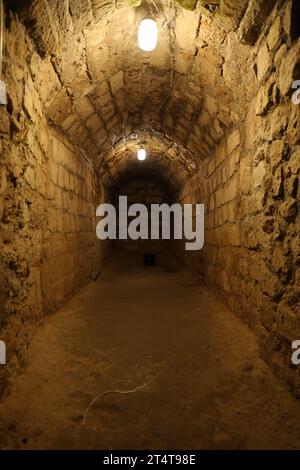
[0,0,299,452]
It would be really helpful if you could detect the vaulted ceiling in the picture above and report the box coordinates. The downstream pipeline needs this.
[11,0,276,189]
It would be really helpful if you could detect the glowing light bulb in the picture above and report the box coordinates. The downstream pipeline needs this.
[137,149,146,161]
[138,19,158,52]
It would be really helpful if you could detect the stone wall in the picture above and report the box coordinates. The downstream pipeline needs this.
[0,13,105,397]
[0,0,299,400]
[181,0,300,393]
[42,133,104,312]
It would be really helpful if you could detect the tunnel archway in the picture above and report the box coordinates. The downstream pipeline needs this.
[12,0,239,167]
[106,160,181,262]
[0,0,300,451]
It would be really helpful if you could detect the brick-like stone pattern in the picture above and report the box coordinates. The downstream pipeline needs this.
[0,14,106,397]
[42,134,104,312]
[180,1,300,394]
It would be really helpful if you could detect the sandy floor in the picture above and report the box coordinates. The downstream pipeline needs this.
[1,252,300,450]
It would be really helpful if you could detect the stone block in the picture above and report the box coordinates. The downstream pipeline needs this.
[49,161,58,185]
[227,200,237,223]
[267,16,282,50]
[225,174,238,202]
[226,225,240,247]
[255,77,275,116]
[256,44,271,82]
[86,113,102,132]
[75,97,95,120]
[269,140,286,169]
[216,186,225,208]
[206,157,216,177]
[239,156,251,194]
[253,161,267,188]
[215,143,226,167]
[110,71,124,95]
[278,42,300,97]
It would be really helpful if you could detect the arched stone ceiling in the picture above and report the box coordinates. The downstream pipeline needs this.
[108,162,182,202]
[99,130,198,189]
[13,0,273,189]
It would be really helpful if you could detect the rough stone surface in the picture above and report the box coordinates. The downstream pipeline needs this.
[0,14,107,396]
[1,253,300,450]
[180,0,300,395]
[0,0,299,402]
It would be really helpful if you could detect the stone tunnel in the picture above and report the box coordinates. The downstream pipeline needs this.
[0,0,299,451]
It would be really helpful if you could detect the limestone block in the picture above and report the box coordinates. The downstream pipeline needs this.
[106,115,119,132]
[240,157,251,194]
[61,114,77,132]
[75,97,95,120]
[272,167,284,198]
[274,43,287,66]
[47,181,56,201]
[215,143,226,167]
[32,57,61,106]
[287,148,300,175]
[269,140,286,169]
[86,114,102,133]
[256,44,271,82]
[49,161,58,185]
[46,88,72,124]
[268,109,288,144]
[287,106,300,145]
[110,71,124,95]
[227,129,240,155]
[58,166,65,189]
[267,16,282,50]
[282,0,292,37]
[207,158,216,177]
[204,95,218,115]
[278,42,300,97]
[228,149,239,176]
[64,171,71,191]
[225,174,238,202]
[211,118,224,142]
[227,200,237,223]
[216,186,225,208]
[255,77,275,116]
[38,125,50,156]
[226,225,240,247]
[58,211,68,235]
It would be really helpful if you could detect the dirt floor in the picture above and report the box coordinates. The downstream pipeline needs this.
[1,251,300,450]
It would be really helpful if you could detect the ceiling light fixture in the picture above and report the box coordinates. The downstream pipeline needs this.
[137,149,146,161]
[138,19,158,52]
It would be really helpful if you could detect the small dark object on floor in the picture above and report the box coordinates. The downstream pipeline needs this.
[144,254,156,266]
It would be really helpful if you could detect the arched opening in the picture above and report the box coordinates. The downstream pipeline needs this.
[0,0,299,452]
